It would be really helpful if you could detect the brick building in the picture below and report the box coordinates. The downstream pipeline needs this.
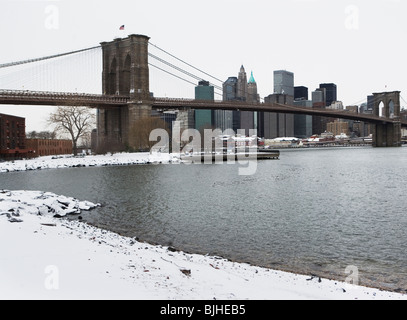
[26,139,72,157]
[0,113,29,159]
[327,120,349,136]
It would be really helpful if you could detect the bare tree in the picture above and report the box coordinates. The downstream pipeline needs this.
[48,106,95,155]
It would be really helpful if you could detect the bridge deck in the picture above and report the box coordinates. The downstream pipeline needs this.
[0,89,128,107]
[152,98,407,126]
[0,90,406,126]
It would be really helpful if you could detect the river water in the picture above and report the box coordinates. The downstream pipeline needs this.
[1,146,407,292]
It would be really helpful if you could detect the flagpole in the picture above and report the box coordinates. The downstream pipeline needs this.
[115,25,125,39]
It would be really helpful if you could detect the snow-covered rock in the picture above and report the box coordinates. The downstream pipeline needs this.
[0,190,100,222]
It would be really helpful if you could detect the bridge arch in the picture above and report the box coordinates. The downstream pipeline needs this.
[378,101,385,117]
[120,54,131,95]
[373,91,400,119]
[389,100,395,118]
[107,57,117,95]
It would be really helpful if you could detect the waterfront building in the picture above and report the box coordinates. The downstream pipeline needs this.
[0,113,28,160]
[327,120,349,136]
[26,139,73,157]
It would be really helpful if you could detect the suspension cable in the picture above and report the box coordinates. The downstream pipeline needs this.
[0,45,101,69]
[149,53,223,91]
[149,42,224,84]
[149,62,222,97]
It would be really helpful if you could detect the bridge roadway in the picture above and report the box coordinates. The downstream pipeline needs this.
[1,89,406,127]
[0,89,128,107]
[152,98,407,126]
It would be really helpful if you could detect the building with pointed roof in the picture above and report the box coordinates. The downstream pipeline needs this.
[247,71,260,103]
[237,65,248,101]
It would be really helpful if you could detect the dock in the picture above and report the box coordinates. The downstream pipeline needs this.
[180,150,280,163]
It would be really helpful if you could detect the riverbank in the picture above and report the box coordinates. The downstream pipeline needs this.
[0,190,406,300]
[0,152,180,173]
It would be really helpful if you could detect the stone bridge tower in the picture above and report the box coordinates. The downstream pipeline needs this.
[97,34,151,152]
[372,91,401,147]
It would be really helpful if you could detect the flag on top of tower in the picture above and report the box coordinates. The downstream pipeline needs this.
[119,25,125,30]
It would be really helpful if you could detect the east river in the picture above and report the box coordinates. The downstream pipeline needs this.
[2,146,407,292]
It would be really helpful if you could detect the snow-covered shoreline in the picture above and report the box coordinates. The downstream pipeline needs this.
[0,152,180,173]
[0,189,406,300]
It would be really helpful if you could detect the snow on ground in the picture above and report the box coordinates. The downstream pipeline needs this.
[0,152,179,173]
[0,189,406,300]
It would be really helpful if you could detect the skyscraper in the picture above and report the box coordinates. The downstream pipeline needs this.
[293,99,313,138]
[294,86,309,100]
[312,87,328,134]
[263,94,294,138]
[240,71,259,135]
[195,80,214,132]
[274,70,294,96]
[215,77,237,131]
[258,70,295,139]
[237,65,248,101]
[247,71,260,103]
[220,67,259,135]
[319,83,337,107]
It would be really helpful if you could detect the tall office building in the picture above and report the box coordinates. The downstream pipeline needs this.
[294,86,308,100]
[259,70,295,139]
[240,71,259,135]
[319,83,337,107]
[293,99,313,138]
[274,70,294,96]
[263,94,294,138]
[247,71,260,103]
[221,67,257,135]
[195,80,214,132]
[237,65,248,101]
[367,95,375,111]
[215,77,237,131]
[312,87,328,134]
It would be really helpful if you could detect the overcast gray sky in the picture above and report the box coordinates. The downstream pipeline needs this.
[0,0,406,131]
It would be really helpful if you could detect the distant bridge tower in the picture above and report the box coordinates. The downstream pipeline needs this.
[372,91,401,147]
[97,34,151,152]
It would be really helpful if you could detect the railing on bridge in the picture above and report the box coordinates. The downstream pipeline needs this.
[152,97,407,126]
[0,89,129,107]
[0,90,406,127]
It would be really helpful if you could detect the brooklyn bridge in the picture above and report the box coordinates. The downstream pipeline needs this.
[0,34,405,150]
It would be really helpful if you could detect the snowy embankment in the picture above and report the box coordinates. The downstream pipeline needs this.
[1,190,406,300]
[0,152,180,173]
